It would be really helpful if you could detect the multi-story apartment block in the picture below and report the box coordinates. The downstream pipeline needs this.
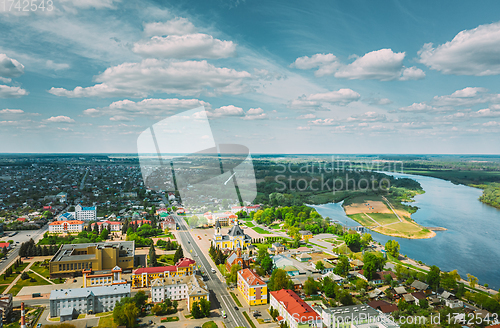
[237,268,267,305]
[131,258,196,288]
[49,284,131,320]
[269,289,322,328]
[49,241,135,278]
[75,204,97,221]
[49,220,84,234]
[150,275,209,310]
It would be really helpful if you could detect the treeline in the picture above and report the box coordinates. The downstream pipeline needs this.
[252,204,344,236]
[252,162,423,206]
[478,183,500,209]
[20,239,58,257]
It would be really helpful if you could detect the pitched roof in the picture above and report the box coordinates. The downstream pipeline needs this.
[238,268,266,286]
[133,258,195,274]
[394,286,407,294]
[270,289,320,323]
[367,300,398,313]
[411,280,429,290]
[49,220,84,226]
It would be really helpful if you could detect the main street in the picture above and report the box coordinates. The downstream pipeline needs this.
[174,214,249,328]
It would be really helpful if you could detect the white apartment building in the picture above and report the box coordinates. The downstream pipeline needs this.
[49,220,84,234]
[75,204,97,221]
[150,275,209,310]
[49,284,131,319]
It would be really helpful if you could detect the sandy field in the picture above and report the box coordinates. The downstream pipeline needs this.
[344,200,392,215]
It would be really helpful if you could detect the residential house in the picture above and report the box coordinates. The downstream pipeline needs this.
[150,275,209,310]
[0,294,12,321]
[268,242,286,255]
[270,289,322,328]
[299,230,313,241]
[297,253,312,262]
[272,255,294,269]
[237,268,267,305]
[367,300,399,314]
[410,280,429,292]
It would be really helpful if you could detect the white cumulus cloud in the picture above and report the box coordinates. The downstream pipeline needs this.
[0,54,24,78]
[419,22,500,76]
[133,34,237,59]
[45,116,75,123]
[0,85,28,98]
[0,109,24,114]
[292,49,425,81]
[48,59,252,98]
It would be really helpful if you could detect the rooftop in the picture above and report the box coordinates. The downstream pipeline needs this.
[133,258,196,274]
[50,241,135,263]
[270,289,320,323]
[238,268,266,286]
[50,284,130,300]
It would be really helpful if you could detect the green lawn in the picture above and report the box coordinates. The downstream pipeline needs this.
[368,213,400,225]
[230,292,242,307]
[202,321,218,328]
[268,224,280,229]
[252,227,271,234]
[30,262,50,279]
[95,311,113,317]
[9,273,51,296]
[0,285,8,294]
[161,316,179,322]
[244,222,255,228]
[348,213,376,226]
[217,264,228,276]
[98,315,116,328]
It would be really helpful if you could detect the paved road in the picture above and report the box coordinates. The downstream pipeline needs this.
[0,225,48,275]
[174,215,249,328]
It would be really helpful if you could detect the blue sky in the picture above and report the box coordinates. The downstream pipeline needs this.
[1,0,500,154]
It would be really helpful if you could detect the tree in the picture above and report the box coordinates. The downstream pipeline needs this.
[362,253,386,281]
[360,233,373,248]
[315,261,325,271]
[191,301,203,319]
[151,304,163,316]
[467,273,478,289]
[261,255,273,274]
[303,277,318,295]
[199,298,211,317]
[148,244,158,267]
[321,276,336,298]
[344,233,361,252]
[173,245,184,263]
[385,240,400,258]
[133,291,148,309]
[100,228,109,240]
[334,255,350,277]
[114,298,139,328]
[188,215,199,227]
[426,265,441,291]
[269,269,292,291]
[227,264,241,284]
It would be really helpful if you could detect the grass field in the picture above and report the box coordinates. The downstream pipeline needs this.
[230,291,242,307]
[9,273,51,296]
[245,222,255,227]
[98,315,116,328]
[268,224,280,229]
[243,311,257,328]
[348,213,376,227]
[252,227,271,234]
[367,213,400,225]
[202,321,218,328]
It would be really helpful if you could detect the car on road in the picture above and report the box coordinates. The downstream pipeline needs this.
[221,310,227,318]
[234,306,239,311]
[211,267,216,273]
[194,326,202,328]
[158,326,165,328]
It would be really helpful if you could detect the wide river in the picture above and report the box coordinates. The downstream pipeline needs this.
[311,172,500,290]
